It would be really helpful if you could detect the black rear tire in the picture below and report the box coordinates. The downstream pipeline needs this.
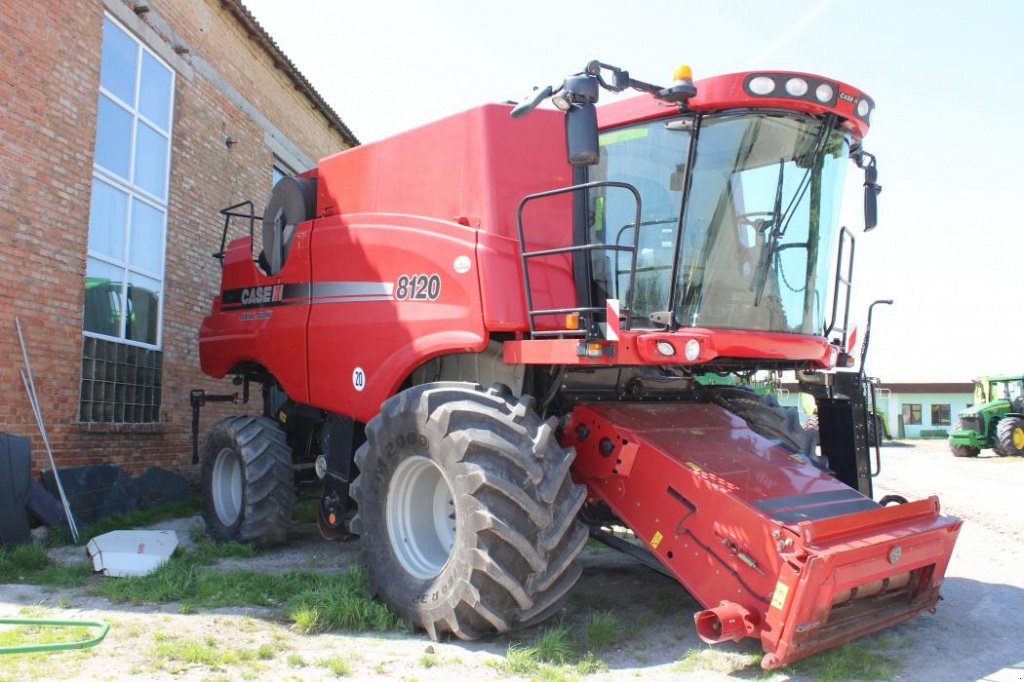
[201,415,295,547]
[706,386,822,465]
[350,382,587,641]
[996,417,1024,457]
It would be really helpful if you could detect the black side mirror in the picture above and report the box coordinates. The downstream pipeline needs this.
[855,150,881,231]
[555,75,601,166]
[566,103,599,165]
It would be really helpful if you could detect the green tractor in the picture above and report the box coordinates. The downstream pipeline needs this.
[948,374,1024,457]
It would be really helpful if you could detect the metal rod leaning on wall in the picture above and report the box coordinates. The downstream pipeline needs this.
[15,316,80,543]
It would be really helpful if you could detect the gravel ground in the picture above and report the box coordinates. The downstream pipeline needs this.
[2,440,1022,681]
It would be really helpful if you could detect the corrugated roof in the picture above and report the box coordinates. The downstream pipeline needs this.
[225,0,359,147]
[781,381,974,394]
[875,383,974,394]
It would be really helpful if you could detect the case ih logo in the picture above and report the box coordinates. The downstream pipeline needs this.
[240,285,283,306]
[838,92,856,104]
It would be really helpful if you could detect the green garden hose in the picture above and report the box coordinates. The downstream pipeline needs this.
[0,618,109,655]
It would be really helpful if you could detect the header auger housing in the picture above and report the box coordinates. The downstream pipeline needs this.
[195,60,959,669]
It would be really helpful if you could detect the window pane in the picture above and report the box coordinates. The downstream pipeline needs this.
[126,272,160,345]
[87,179,127,261]
[138,51,171,130]
[84,258,124,337]
[94,94,132,178]
[100,17,138,105]
[129,199,164,276]
[133,121,168,199]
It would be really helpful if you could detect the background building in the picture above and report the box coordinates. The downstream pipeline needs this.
[780,380,973,439]
[0,0,356,475]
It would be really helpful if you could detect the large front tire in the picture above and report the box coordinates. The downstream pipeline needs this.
[996,417,1024,456]
[201,415,295,546]
[350,382,587,641]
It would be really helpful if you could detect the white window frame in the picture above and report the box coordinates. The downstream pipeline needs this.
[85,12,174,351]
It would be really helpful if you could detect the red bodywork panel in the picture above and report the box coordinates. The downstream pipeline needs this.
[564,402,961,669]
[504,327,834,369]
[201,72,873,415]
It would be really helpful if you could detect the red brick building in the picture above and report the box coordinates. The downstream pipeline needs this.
[0,0,355,475]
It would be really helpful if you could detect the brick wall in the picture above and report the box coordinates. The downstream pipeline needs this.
[0,0,352,478]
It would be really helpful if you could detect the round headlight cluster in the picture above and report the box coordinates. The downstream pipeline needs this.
[815,83,834,103]
[785,77,808,97]
[857,99,870,117]
[748,76,776,95]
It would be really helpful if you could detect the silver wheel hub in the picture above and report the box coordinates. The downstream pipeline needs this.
[386,456,457,579]
[212,447,243,526]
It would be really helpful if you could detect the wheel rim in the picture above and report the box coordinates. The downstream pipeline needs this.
[212,447,243,526]
[1013,427,1024,450]
[386,456,456,579]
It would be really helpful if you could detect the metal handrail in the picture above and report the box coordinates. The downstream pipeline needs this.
[824,226,855,344]
[214,200,262,262]
[516,181,643,338]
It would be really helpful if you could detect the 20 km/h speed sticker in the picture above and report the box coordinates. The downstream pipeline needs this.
[352,367,366,391]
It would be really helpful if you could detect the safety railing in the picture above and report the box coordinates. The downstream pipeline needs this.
[213,200,262,263]
[517,181,643,338]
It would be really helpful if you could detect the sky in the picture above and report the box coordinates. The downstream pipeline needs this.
[243,0,1024,382]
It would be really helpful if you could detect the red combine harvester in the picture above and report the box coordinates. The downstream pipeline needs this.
[193,61,960,668]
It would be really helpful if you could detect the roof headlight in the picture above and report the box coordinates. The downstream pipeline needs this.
[748,76,776,96]
[815,83,834,103]
[857,99,870,117]
[785,77,808,97]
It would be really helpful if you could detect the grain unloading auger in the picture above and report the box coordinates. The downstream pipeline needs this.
[195,60,960,669]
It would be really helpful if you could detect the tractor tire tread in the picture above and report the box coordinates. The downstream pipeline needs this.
[996,416,1024,457]
[201,415,294,547]
[350,382,586,642]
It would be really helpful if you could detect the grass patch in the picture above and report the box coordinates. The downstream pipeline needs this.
[319,654,352,676]
[673,647,762,674]
[0,543,51,582]
[493,622,607,679]
[96,556,400,634]
[78,496,200,545]
[419,652,438,668]
[584,612,617,651]
[786,640,898,681]
[0,623,94,649]
[291,496,320,524]
[188,535,257,563]
[0,542,93,588]
[287,653,306,668]
[148,634,278,672]
[287,566,402,633]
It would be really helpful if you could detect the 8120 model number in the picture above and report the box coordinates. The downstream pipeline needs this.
[395,274,441,301]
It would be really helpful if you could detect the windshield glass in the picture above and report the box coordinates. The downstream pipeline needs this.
[590,112,850,335]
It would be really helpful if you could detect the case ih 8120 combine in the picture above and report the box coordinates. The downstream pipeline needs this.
[194,61,960,669]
